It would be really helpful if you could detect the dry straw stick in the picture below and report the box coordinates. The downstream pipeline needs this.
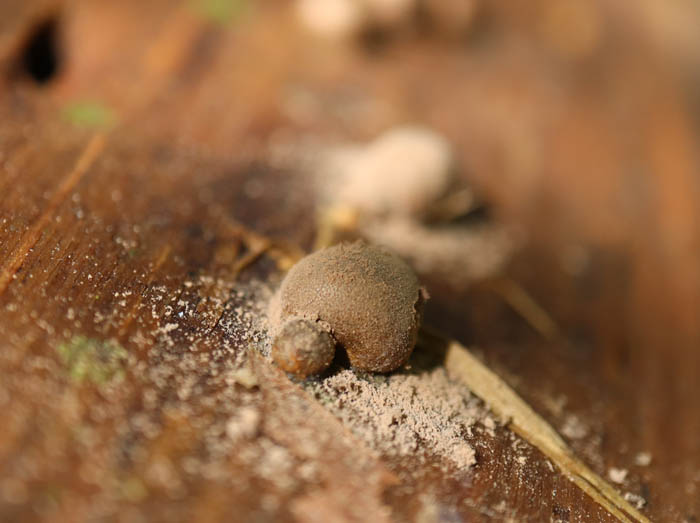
[423,329,651,523]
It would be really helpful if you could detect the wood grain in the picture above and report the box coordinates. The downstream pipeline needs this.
[1,0,699,521]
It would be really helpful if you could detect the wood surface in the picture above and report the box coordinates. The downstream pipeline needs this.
[1,1,699,521]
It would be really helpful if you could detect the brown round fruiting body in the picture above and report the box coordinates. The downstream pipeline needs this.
[277,242,425,373]
[272,318,336,378]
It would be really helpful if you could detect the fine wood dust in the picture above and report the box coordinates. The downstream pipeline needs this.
[362,217,513,288]
[306,367,490,472]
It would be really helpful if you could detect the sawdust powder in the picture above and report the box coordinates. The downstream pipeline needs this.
[306,367,484,472]
[362,218,513,288]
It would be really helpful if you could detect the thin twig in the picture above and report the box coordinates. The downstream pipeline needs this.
[422,328,650,523]
[488,277,560,340]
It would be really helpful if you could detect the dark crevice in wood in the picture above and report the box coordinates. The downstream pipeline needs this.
[16,15,61,84]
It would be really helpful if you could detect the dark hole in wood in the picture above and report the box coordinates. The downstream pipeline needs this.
[19,17,61,84]
[358,25,393,55]
[453,203,491,226]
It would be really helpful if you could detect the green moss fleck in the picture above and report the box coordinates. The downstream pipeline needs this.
[56,336,128,384]
[61,100,116,128]
[190,0,248,24]
[120,476,148,502]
